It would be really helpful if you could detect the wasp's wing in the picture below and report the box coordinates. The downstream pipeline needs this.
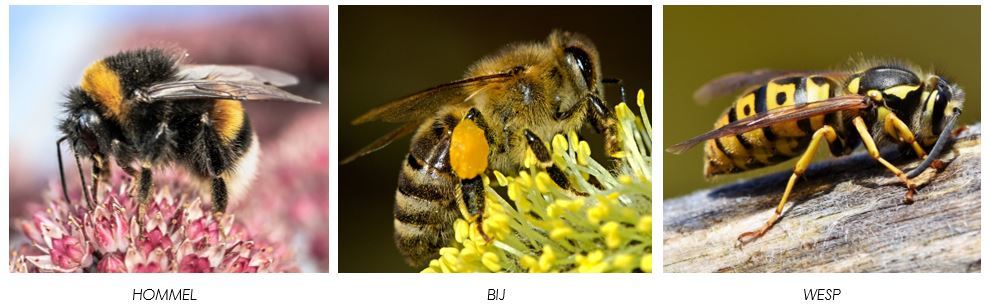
[693,69,846,104]
[146,80,320,104]
[351,72,516,125]
[340,121,420,165]
[177,64,300,87]
[666,95,871,154]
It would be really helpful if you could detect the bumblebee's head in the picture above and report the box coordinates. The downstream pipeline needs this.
[59,88,114,158]
[917,75,964,146]
[78,48,179,120]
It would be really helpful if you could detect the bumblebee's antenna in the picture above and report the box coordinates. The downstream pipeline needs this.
[56,136,71,203]
[58,138,95,209]
[907,110,960,178]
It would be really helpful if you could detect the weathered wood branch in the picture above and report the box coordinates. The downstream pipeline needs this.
[664,124,981,273]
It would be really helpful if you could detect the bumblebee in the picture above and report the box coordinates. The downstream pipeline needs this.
[343,30,623,267]
[57,48,319,220]
[667,61,964,244]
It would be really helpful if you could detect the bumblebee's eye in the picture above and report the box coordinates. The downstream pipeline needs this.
[564,46,594,89]
[77,110,102,153]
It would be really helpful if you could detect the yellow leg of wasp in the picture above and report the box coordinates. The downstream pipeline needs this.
[883,112,927,159]
[854,116,917,203]
[738,125,838,244]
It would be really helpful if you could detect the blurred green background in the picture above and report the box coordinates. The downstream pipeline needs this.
[663,6,980,199]
[339,6,651,272]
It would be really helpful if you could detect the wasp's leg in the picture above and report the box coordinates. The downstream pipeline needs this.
[523,129,572,191]
[854,116,917,203]
[738,125,839,244]
[451,108,492,241]
[882,112,928,159]
[587,95,621,157]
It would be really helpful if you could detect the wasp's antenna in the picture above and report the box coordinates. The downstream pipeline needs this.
[907,110,960,178]
[56,136,71,203]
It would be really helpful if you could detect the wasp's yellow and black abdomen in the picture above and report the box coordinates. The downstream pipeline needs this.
[704,76,842,176]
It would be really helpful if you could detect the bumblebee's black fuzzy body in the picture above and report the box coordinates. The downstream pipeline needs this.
[59,48,264,214]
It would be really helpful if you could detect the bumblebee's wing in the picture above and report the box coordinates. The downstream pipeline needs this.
[177,64,300,87]
[666,95,871,154]
[340,121,420,165]
[693,69,846,104]
[146,80,320,104]
[351,72,517,125]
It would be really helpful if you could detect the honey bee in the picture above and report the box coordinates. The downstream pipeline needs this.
[342,30,624,267]
[667,61,964,244]
[58,48,320,220]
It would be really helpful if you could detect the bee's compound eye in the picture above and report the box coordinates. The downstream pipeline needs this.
[564,47,594,89]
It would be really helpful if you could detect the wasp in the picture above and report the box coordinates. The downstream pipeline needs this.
[342,30,623,267]
[667,61,964,244]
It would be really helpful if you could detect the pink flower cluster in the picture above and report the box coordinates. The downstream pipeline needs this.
[10,174,297,273]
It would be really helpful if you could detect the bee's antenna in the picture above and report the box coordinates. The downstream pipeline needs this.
[603,77,626,104]
[907,110,960,178]
[56,136,71,203]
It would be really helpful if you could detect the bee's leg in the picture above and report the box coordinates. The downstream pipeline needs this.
[523,129,572,191]
[882,112,928,159]
[135,164,154,225]
[451,108,492,241]
[853,116,917,203]
[90,155,109,204]
[211,177,228,217]
[587,95,621,157]
[738,125,839,244]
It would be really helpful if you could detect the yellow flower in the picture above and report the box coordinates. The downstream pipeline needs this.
[422,90,652,273]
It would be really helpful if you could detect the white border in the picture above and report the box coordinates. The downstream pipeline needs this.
[1,1,985,308]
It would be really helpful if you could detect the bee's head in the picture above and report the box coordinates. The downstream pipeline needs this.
[917,75,964,146]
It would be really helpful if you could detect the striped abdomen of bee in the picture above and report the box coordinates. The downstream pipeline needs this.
[392,109,466,267]
[703,75,858,177]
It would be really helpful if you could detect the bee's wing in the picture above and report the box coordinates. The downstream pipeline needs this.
[177,64,300,87]
[351,72,517,125]
[666,95,871,154]
[693,69,846,104]
[146,80,320,104]
[340,121,420,165]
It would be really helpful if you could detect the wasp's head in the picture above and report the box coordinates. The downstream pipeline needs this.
[916,75,964,147]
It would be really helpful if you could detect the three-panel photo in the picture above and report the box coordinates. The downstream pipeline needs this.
[2,2,983,307]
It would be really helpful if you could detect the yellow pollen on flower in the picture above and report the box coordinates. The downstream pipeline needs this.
[493,170,509,186]
[552,134,569,154]
[534,172,558,193]
[538,245,557,272]
[520,255,538,272]
[550,226,573,241]
[577,140,592,166]
[588,202,611,225]
[618,175,633,185]
[613,254,635,272]
[523,149,537,168]
[641,253,653,273]
[576,250,608,273]
[481,252,501,272]
[601,221,623,249]
[637,215,652,234]
[454,219,469,243]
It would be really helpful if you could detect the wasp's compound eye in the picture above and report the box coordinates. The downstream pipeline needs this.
[564,46,594,89]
